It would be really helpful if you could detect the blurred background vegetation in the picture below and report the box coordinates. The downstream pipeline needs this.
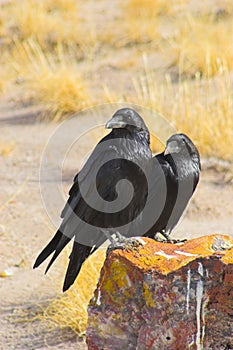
[0,0,232,335]
[0,0,233,158]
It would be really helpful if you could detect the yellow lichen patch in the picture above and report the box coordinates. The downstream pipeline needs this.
[102,258,133,301]
[143,283,155,308]
[221,249,233,265]
[114,234,233,275]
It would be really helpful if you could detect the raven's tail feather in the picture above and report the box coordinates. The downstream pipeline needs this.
[45,234,71,274]
[63,241,92,292]
[34,230,93,292]
[33,230,63,269]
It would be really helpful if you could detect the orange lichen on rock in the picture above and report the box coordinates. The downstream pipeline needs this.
[87,234,233,350]
[116,234,233,275]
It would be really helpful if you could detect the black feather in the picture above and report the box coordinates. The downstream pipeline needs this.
[45,234,71,274]
[33,230,62,268]
[63,242,92,292]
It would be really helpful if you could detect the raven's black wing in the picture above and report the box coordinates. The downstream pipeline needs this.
[34,132,122,290]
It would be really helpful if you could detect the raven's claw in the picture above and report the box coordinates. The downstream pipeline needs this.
[154,231,187,244]
[107,233,143,254]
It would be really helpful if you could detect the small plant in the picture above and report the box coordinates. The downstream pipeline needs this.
[42,248,106,335]
[9,39,93,120]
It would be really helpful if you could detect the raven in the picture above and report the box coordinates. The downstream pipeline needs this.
[34,108,152,291]
[143,133,201,241]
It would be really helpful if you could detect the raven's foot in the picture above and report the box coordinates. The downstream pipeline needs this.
[107,233,144,255]
[154,232,187,244]
[164,238,187,244]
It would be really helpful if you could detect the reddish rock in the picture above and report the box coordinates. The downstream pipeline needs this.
[86,234,233,350]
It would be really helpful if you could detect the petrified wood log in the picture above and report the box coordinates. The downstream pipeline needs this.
[86,234,233,350]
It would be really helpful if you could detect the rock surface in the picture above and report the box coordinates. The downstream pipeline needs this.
[86,234,233,350]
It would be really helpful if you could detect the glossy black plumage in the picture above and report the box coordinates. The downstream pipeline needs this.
[144,133,201,239]
[33,108,152,291]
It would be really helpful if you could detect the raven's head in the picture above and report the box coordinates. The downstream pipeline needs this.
[105,108,148,133]
[164,133,200,161]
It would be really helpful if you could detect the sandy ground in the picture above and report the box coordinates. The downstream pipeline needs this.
[0,98,232,349]
[0,102,87,349]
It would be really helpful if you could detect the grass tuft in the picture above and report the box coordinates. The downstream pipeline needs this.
[129,60,233,159]
[8,39,93,120]
[170,14,233,76]
[42,249,106,335]
[1,0,79,49]
[124,0,187,44]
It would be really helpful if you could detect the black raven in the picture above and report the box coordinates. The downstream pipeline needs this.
[143,133,201,240]
[34,108,152,291]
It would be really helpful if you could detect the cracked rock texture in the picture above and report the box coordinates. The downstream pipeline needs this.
[86,234,233,350]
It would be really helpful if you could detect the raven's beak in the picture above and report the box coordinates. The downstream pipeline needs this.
[105,115,127,129]
[164,141,180,155]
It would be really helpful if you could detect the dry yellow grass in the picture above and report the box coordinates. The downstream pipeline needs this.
[0,142,15,156]
[0,14,6,37]
[124,1,233,77]
[0,0,104,59]
[127,0,188,17]
[34,69,91,121]
[170,14,233,76]
[1,0,79,48]
[124,0,188,44]
[130,62,233,159]
[8,39,93,120]
[0,79,3,94]
[0,67,15,95]
[42,248,106,335]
